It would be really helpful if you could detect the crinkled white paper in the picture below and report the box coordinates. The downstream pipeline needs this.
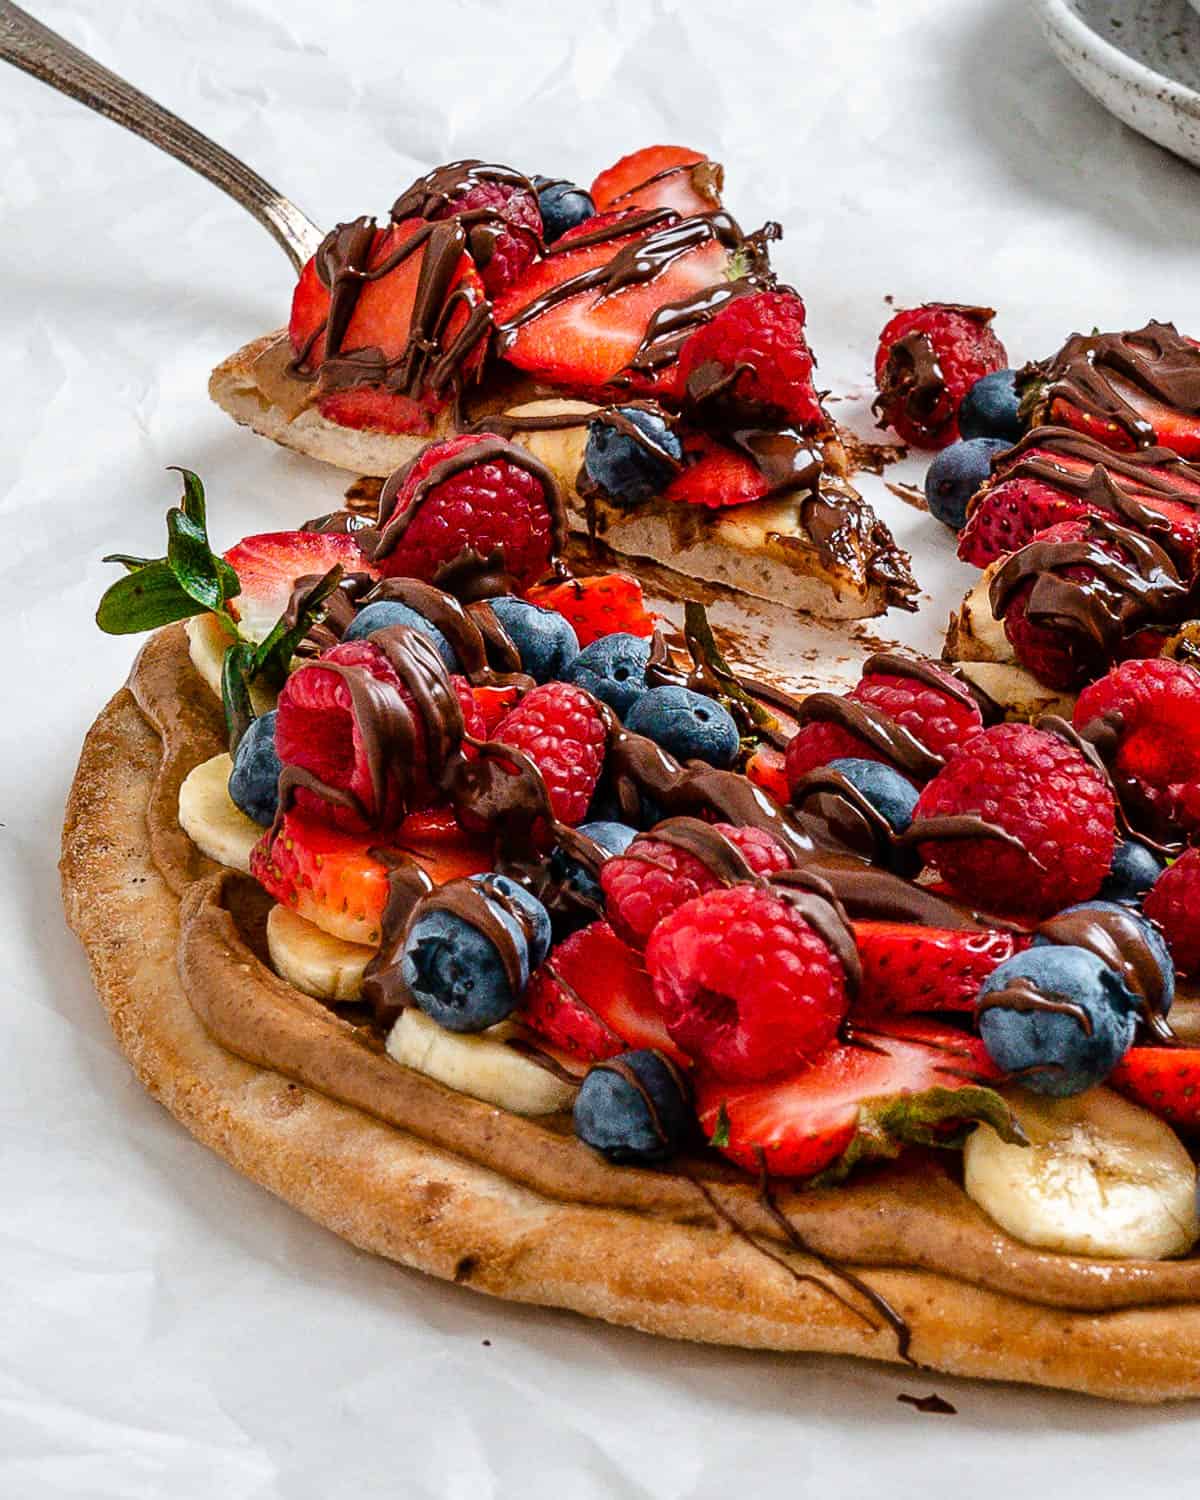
[5,0,1200,1492]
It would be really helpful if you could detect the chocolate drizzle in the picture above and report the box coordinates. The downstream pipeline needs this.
[976,975,1094,1037]
[1036,902,1173,1038]
[1031,322,1200,450]
[795,693,944,781]
[293,215,492,402]
[984,425,1200,559]
[390,159,540,271]
[988,514,1191,665]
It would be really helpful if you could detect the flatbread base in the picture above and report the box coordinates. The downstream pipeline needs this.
[60,676,1200,1403]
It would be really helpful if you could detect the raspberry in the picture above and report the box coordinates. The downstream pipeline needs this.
[429,179,542,297]
[874,304,1008,449]
[646,884,850,1081]
[912,722,1116,918]
[957,476,1097,568]
[600,823,791,948]
[1144,849,1200,975]
[275,639,484,833]
[372,433,558,589]
[784,661,983,791]
[675,290,824,431]
[1074,657,1200,836]
[493,681,608,826]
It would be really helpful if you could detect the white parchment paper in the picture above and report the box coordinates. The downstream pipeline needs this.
[5,1,1200,1492]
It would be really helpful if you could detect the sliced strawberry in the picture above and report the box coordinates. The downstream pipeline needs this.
[525,572,656,645]
[1050,386,1200,461]
[1110,1046,1200,1132]
[494,212,735,398]
[223,531,377,643]
[315,384,438,436]
[662,433,773,508]
[520,920,688,1065]
[852,922,1028,1016]
[392,804,468,848]
[695,1020,1015,1181]
[590,145,721,217]
[290,218,488,434]
[470,681,522,734]
[744,744,790,803]
[250,810,492,947]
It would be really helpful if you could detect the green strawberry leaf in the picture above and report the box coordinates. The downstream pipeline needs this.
[95,560,208,634]
[683,600,780,738]
[709,1101,731,1149]
[810,1084,1027,1189]
[221,640,259,752]
[96,468,241,637]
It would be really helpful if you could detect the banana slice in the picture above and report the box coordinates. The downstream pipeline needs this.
[178,754,262,873]
[504,399,595,492]
[954,661,1077,722]
[944,564,1014,665]
[184,613,277,714]
[964,1086,1199,1261]
[387,1008,578,1116]
[267,904,373,1002]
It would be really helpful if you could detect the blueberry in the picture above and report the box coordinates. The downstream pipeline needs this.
[1034,899,1175,1014]
[532,176,596,243]
[580,820,638,856]
[402,873,551,1032]
[228,711,281,825]
[824,757,918,835]
[343,600,458,670]
[1100,839,1166,904]
[976,945,1139,1096]
[573,1049,693,1163]
[563,632,651,717]
[486,595,579,682]
[924,437,1010,531]
[623,685,740,768]
[958,369,1024,443]
[583,406,683,506]
[546,821,638,937]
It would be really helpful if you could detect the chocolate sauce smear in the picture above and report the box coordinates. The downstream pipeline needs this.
[1030,322,1200,450]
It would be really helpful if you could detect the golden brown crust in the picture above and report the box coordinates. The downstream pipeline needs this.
[60,630,1200,1402]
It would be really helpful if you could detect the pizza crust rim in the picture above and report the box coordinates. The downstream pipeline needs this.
[58,667,1200,1404]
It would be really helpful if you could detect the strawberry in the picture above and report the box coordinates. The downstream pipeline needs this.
[493,211,737,399]
[519,920,687,1065]
[745,744,790,803]
[1110,1046,1200,1133]
[289,218,488,435]
[525,572,656,645]
[662,433,777,508]
[223,531,377,643]
[695,1020,1015,1180]
[250,810,491,947]
[852,922,1028,1016]
[590,144,723,217]
[470,681,522,734]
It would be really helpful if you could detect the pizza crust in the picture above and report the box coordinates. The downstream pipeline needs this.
[60,634,1200,1403]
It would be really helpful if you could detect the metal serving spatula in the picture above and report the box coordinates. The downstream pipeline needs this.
[0,0,324,270]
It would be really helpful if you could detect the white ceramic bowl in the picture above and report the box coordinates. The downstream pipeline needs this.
[1029,0,1200,167]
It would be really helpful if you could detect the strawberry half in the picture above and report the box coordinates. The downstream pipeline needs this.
[520,920,687,1065]
[1110,1046,1200,1133]
[662,433,778,509]
[493,211,737,399]
[744,744,790,804]
[590,144,722,217]
[223,531,377,643]
[852,922,1028,1016]
[525,572,656,645]
[290,217,488,435]
[696,1020,1017,1181]
[250,810,492,947]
